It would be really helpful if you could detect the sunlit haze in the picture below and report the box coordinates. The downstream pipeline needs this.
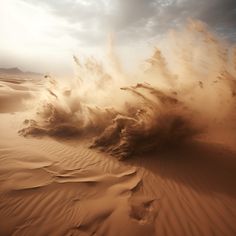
[0,0,235,76]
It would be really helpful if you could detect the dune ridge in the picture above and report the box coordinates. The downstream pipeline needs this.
[1,117,236,235]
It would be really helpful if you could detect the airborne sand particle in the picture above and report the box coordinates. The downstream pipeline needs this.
[19,20,236,158]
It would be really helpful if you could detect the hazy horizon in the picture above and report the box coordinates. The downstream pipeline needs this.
[1,0,236,76]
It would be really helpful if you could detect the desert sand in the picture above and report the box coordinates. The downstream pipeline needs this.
[0,73,236,236]
[1,22,236,236]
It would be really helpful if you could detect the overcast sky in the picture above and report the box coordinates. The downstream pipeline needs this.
[0,0,235,75]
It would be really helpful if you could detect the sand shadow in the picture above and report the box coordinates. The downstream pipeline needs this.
[126,141,236,197]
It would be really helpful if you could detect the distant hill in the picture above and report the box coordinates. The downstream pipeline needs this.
[0,67,42,76]
[0,67,23,74]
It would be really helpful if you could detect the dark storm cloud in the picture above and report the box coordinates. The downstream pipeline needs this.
[168,0,236,39]
[22,0,236,43]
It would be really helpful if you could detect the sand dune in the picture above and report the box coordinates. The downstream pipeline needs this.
[0,99,236,236]
[0,77,42,113]
[1,22,236,236]
[0,113,157,236]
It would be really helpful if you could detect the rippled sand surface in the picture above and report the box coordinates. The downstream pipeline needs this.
[0,75,236,236]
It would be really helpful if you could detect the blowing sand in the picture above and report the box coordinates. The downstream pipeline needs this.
[1,21,236,236]
[0,71,236,236]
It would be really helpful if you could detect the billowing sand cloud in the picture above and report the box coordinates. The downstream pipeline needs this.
[19,20,236,158]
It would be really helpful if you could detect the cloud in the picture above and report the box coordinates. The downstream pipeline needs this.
[1,0,235,74]
[21,0,236,45]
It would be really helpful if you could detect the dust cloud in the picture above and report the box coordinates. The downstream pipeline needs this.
[19,20,236,158]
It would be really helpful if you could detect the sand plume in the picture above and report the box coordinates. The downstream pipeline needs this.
[19,20,236,158]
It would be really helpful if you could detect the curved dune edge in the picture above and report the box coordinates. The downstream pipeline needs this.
[0,113,236,236]
[0,77,41,113]
[0,138,158,236]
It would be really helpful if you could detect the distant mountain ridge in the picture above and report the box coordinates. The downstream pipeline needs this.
[0,67,42,76]
[0,67,23,74]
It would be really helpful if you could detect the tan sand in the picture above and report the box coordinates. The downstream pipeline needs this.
[0,75,236,236]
